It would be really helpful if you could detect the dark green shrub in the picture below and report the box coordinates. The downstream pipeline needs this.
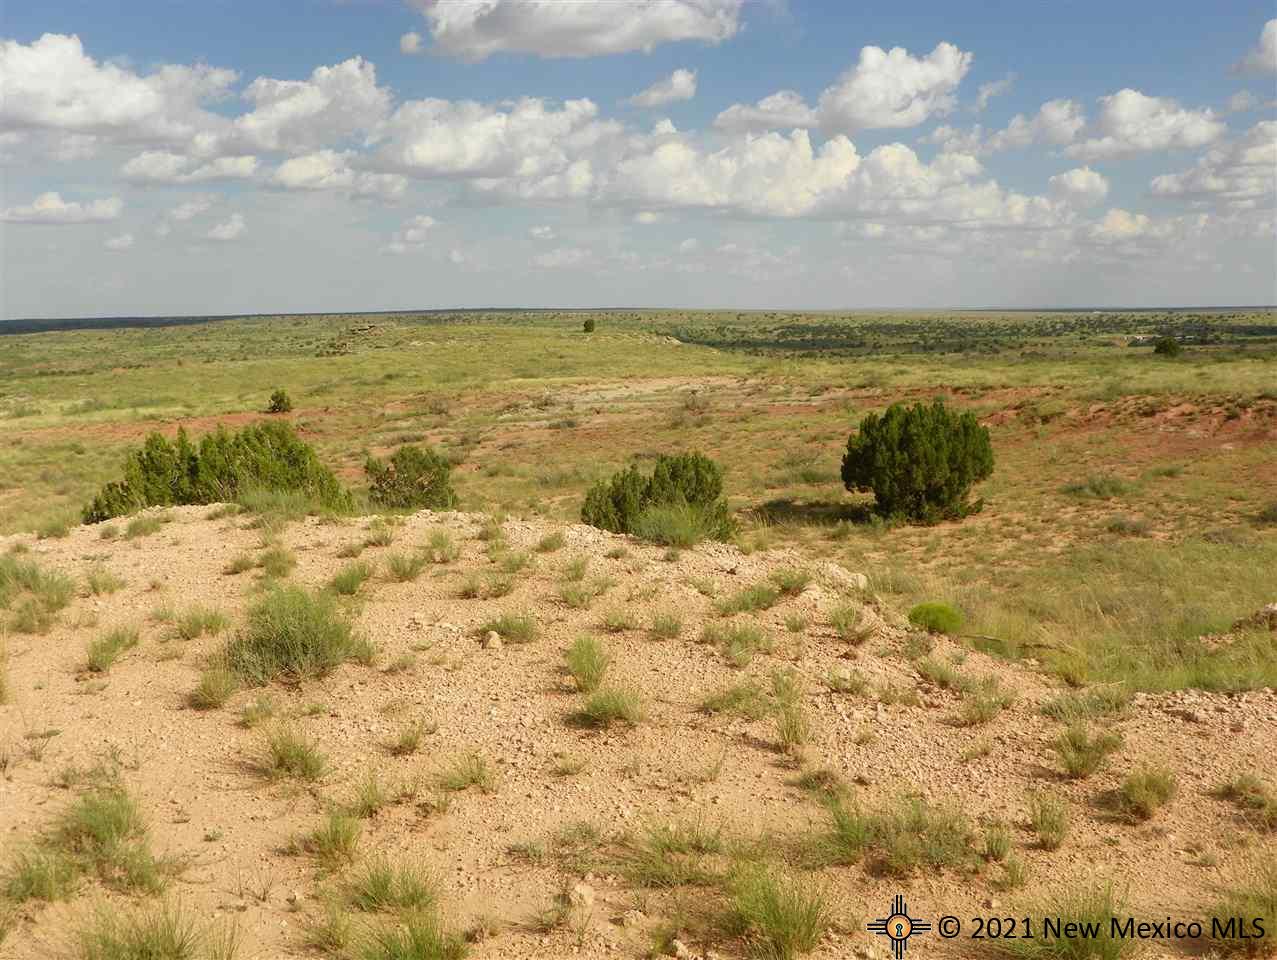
[581,452,732,542]
[364,445,457,510]
[583,318,596,333]
[908,602,964,635]
[841,400,993,523]
[82,422,351,523]
[1152,337,1182,357]
[267,389,293,413]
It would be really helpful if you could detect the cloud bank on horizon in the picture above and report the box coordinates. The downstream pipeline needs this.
[0,0,1274,318]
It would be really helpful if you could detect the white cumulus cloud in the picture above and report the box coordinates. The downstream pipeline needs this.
[206,212,245,240]
[234,57,391,152]
[1236,19,1277,73]
[271,150,406,200]
[121,151,258,184]
[383,214,439,253]
[713,90,816,133]
[0,33,236,152]
[1,191,123,224]
[1150,120,1277,209]
[714,42,971,135]
[169,196,216,221]
[1048,166,1109,206]
[1068,89,1225,161]
[417,0,743,61]
[625,68,697,108]
[532,246,593,268]
[973,73,1015,111]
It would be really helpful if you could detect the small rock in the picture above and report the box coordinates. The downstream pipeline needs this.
[569,882,595,910]
[482,630,503,650]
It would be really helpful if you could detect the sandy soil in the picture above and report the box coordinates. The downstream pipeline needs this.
[1,507,1273,959]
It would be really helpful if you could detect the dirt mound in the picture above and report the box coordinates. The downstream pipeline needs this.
[1,508,1274,958]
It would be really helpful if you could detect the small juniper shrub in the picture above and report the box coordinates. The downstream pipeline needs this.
[581,452,733,544]
[82,422,351,523]
[267,389,293,413]
[364,445,457,510]
[841,399,993,523]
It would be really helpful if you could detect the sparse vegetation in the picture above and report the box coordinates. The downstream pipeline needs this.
[1118,767,1177,820]
[1028,792,1070,851]
[575,687,644,728]
[437,754,496,794]
[348,856,435,912]
[86,566,126,596]
[189,663,238,710]
[261,725,329,781]
[1052,724,1122,778]
[222,585,370,685]
[723,864,830,960]
[816,795,975,876]
[330,560,374,596]
[86,626,140,673]
[564,636,609,692]
[1207,859,1277,957]
[998,884,1131,960]
[365,445,458,510]
[908,601,964,634]
[175,606,229,640]
[478,611,537,644]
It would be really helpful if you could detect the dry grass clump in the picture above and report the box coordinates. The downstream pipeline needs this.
[1118,767,1177,820]
[564,636,609,692]
[260,726,329,781]
[86,627,140,673]
[1052,724,1122,778]
[1028,791,1070,851]
[221,585,372,686]
[575,687,644,728]
[814,795,975,877]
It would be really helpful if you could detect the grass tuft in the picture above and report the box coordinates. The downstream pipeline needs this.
[1118,767,1176,821]
[223,585,370,685]
[86,627,140,673]
[998,885,1131,960]
[575,687,644,728]
[1052,724,1122,778]
[723,863,830,960]
[261,726,328,781]
[478,611,537,644]
[564,636,609,692]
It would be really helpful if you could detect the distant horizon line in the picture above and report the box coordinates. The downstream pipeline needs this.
[6,303,1276,327]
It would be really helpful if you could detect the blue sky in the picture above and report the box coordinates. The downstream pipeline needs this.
[2,1,1274,317]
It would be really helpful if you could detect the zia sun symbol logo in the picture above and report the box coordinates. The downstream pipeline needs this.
[866,894,932,958]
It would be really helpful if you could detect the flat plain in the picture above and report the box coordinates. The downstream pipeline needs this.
[1,309,1274,959]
